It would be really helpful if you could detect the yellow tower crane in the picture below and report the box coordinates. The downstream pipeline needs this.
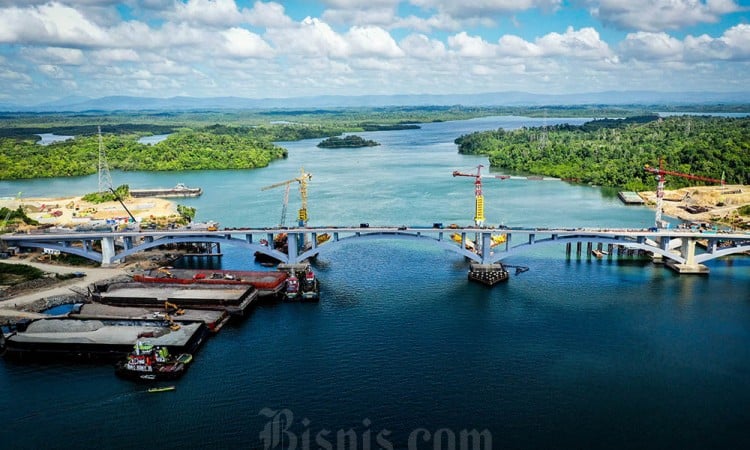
[261,168,313,227]
[452,165,508,227]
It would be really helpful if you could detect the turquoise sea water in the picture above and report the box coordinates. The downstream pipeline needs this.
[1,116,749,449]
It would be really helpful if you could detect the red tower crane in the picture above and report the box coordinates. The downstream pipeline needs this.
[452,164,509,227]
[644,158,725,229]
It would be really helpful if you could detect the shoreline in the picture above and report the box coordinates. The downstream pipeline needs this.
[637,184,749,227]
[0,195,178,230]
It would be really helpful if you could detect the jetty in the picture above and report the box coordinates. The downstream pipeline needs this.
[618,191,644,204]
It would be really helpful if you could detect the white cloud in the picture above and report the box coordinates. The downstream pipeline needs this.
[618,24,750,63]
[221,27,274,58]
[346,26,404,57]
[39,64,67,79]
[322,7,396,26]
[0,2,110,46]
[585,0,742,31]
[448,32,496,58]
[400,33,447,60]
[136,78,153,89]
[245,1,293,28]
[169,0,245,27]
[0,68,32,83]
[535,27,613,60]
[22,47,86,65]
[392,13,461,32]
[90,48,140,63]
[497,35,541,57]
[720,23,750,59]
[266,17,349,58]
[149,58,194,75]
[410,0,562,19]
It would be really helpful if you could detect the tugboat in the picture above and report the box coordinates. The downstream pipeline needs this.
[285,275,300,300]
[299,268,320,302]
[115,341,193,381]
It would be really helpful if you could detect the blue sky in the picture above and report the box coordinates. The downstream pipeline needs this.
[0,0,749,105]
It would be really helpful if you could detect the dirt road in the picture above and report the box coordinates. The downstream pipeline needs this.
[0,260,129,315]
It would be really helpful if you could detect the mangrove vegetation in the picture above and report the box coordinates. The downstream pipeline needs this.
[455,115,750,190]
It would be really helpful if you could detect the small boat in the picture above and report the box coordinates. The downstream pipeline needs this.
[285,275,300,300]
[592,249,604,258]
[115,341,192,382]
[148,386,176,393]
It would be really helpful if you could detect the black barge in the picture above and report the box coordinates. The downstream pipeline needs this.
[1,318,207,361]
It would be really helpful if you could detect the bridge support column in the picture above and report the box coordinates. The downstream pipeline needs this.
[480,232,492,264]
[100,237,119,266]
[286,233,300,264]
[650,236,667,264]
[667,237,709,274]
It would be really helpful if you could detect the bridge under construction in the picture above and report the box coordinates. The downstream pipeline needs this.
[2,225,748,286]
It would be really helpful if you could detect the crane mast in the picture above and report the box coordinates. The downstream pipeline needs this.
[261,168,312,227]
[644,158,725,229]
[452,164,509,227]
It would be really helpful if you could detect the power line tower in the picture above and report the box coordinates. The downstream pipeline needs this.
[98,126,114,193]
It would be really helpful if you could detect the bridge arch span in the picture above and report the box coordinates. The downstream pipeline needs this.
[695,244,750,264]
[486,235,685,265]
[10,241,102,263]
[298,231,481,263]
[115,235,289,263]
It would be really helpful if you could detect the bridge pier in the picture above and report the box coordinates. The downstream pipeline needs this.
[101,236,120,266]
[667,237,709,274]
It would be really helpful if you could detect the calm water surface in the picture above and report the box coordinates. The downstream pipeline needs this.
[1,116,749,449]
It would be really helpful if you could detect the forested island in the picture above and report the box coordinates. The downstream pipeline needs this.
[317,135,380,148]
[455,115,749,190]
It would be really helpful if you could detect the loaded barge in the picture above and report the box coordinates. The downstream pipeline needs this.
[129,183,202,198]
[134,268,288,299]
[71,303,230,333]
[133,266,320,301]
[92,282,259,316]
[1,318,207,361]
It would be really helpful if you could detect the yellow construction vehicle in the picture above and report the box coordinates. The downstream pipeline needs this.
[164,301,185,316]
[164,313,181,331]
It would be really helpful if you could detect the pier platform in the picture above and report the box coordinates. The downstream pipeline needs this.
[618,191,645,204]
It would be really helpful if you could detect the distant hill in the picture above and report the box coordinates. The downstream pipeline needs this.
[2,91,750,112]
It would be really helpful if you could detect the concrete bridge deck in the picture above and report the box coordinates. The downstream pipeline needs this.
[3,226,749,275]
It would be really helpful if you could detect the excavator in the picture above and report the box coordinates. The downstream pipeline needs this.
[163,301,184,331]
[164,301,185,316]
